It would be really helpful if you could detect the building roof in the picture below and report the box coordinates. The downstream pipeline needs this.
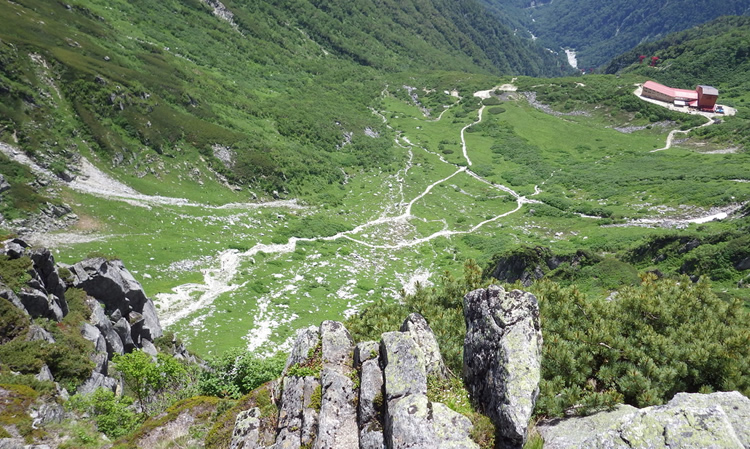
[698,85,719,96]
[642,81,698,100]
[673,88,698,100]
[643,80,674,96]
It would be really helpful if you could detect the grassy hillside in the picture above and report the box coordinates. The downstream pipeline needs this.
[0,0,567,212]
[481,0,750,69]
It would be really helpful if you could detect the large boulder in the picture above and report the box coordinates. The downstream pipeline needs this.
[463,285,542,449]
[76,371,118,395]
[17,287,63,321]
[70,257,149,317]
[539,391,750,449]
[315,320,358,449]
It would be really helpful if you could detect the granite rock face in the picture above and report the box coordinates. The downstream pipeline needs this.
[232,315,476,449]
[399,313,448,379]
[463,285,542,449]
[538,391,750,449]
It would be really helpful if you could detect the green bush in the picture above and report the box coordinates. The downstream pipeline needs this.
[67,388,141,439]
[113,350,195,417]
[199,349,285,399]
[0,255,33,293]
[0,297,30,344]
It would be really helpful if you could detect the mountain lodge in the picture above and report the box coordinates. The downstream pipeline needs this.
[642,81,719,111]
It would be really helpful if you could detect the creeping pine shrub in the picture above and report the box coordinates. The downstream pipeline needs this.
[532,274,750,417]
[200,348,285,399]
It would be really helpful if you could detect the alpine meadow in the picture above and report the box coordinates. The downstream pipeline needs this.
[1,0,750,448]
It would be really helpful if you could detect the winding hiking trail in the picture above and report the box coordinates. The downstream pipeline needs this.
[156,87,541,335]
[652,116,714,152]
[5,82,740,352]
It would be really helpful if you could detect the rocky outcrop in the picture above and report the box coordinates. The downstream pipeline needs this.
[233,314,477,449]
[464,285,542,449]
[70,257,162,341]
[1,239,166,395]
[538,391,750,449]
[484,246,595,287]
[316,320,358,449]
[1,240,67,321]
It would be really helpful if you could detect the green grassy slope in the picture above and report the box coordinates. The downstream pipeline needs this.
[0,0,568,213]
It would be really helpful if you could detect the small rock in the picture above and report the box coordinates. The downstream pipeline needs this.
[230,407,261,449]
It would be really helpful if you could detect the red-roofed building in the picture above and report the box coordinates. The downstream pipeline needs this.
[641,80,717,110]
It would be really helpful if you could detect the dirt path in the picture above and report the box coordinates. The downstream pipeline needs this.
[461,105,485,166]
[157,87,540,331]
[651,117,713,152]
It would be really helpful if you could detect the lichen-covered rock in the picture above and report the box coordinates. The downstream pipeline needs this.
[230,407,261,449]
[381,332,427,401]
[283,325,320,374]
[538,392,750,449]
[356,341,385,449]
[275,375,320,449]
[463,285,542,449]
[315,320,357,449]
[399,313,447,379]
[387,394,478,449]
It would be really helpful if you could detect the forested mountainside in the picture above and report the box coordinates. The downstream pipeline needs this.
[481,0,750,69]
[605,16,750,91]
[0,0,565,211]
